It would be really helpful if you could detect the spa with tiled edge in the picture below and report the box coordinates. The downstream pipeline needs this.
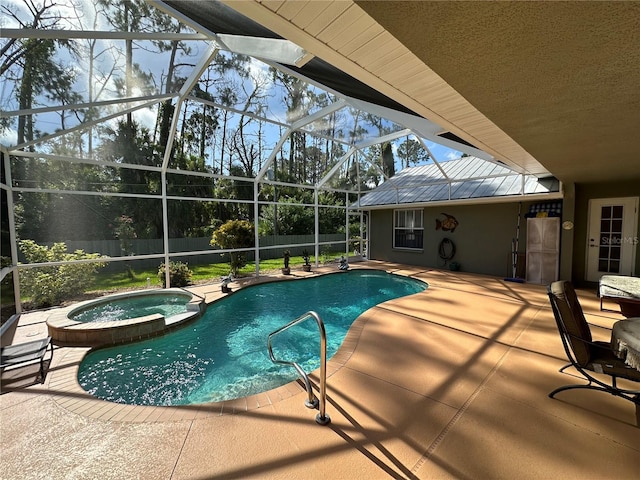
[46,288,205,347]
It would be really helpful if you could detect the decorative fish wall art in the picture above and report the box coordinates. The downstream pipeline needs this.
[435,213,459,232]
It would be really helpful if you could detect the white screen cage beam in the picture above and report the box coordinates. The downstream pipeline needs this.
[9,96,175,153]
[153,0,313,67]
[0,93,174,119]
[160,42,221,288]
[0,28,208,41]
[216,34,313,67]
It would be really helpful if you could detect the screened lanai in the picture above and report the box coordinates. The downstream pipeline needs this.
[1,0,555,318]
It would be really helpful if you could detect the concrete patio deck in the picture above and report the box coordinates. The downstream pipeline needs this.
[1,262,638,479]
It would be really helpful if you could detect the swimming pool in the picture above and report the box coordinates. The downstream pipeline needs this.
[78,270,427,406]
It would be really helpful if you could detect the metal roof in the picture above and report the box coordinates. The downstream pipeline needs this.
[354,156,560,209]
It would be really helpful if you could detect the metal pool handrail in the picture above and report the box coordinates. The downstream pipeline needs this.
[267,311,330,425]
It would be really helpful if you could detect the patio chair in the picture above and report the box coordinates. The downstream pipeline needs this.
[0,336,53,383]
[547,281,640,407]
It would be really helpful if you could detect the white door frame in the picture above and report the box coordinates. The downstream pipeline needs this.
[585,196,639,282]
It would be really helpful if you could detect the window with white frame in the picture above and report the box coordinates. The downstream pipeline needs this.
[394,209,424,249]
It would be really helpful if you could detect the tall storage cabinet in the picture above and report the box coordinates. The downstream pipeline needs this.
[526,217,560,284]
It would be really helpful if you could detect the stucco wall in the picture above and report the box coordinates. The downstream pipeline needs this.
[573,181,640,286]
[367,183,639,283]
[369,201,547,278]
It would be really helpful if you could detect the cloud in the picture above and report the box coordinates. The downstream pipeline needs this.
[247,58,272,88]
[132,107,158,132]
[1,0,28,28]
[0,128,18,147]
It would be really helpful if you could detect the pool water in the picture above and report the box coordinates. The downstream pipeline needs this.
[70,293,191,323]
[78,270,427,406]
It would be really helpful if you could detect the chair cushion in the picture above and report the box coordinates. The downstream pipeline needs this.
[599,275,640,300]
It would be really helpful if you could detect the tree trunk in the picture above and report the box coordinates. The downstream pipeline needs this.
[17,47,35,148]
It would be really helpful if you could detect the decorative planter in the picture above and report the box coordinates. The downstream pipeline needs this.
[302,265,311,272]
[282,267,291,275]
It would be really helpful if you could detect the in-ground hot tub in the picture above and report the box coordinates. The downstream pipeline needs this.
[46,289,205,347]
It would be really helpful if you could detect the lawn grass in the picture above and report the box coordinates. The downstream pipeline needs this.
[87,254,327,293]
[15,251,344,307]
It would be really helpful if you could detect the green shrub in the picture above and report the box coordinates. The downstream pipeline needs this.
[158,261,192,287]
[19,240,106,308]
[211,220,254,276]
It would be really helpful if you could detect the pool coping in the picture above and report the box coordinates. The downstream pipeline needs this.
[45,265,420,423]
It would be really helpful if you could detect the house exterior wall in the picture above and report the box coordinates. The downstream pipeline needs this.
[369,201,542,277]
[573,180,640,286]
[368,180,639,285]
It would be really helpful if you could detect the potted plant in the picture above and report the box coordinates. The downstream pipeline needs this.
[282,250,291,275]
[220,273,233,293]
[302,249,311,272]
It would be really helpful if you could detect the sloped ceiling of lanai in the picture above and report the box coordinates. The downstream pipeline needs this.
[354,1,640,185]
[204,0,640,185]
